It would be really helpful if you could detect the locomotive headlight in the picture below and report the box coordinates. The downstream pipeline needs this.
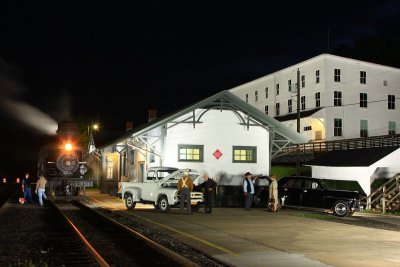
[65,143,73,151]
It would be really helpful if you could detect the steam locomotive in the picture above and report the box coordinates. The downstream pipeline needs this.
[37,121,88,199]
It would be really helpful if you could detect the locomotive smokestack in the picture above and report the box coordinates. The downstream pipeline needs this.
[56,121,79,139]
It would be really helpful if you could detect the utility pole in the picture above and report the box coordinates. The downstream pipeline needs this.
[296,68,301,176]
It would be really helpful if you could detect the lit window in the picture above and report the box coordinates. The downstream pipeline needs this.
[388,95,396,110]
[178,145,203,162]
[301,96,306,110]
[315,92,320,108]
[360,120,368,138]
[316,70,320,84]
[360,71,366,84]
[334,118,342,137]
[233,146,257,163]
[106,157,113,179]
[389,121,396,136]
[360,93,367,108]
[334,68,341,82]
[334,91,342,106]
[288,99,292,113]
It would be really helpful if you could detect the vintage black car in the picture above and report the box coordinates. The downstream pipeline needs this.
[270,176,362,217]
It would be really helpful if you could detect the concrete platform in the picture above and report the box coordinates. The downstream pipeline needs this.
[83,190,400,267]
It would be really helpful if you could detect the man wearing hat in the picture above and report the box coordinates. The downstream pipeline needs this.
[243,172,257,211]
[177,171,194,214]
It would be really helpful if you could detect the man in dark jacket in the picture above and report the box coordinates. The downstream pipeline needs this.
[22,172,34,204]
[199,173,217,214]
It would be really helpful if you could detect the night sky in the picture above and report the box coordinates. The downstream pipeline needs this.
[1,1,400,177]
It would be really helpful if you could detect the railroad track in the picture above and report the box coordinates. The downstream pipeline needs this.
[54,201,200,267]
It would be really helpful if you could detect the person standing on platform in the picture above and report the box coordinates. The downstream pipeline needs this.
[21,172,34,204]
[177,172,194,215]
[199,173,217,214]
[269,174,279,212]
[243,172,257,211]
[35,175,48,207]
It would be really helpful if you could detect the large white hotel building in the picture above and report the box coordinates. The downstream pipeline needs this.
[230,54,400,142]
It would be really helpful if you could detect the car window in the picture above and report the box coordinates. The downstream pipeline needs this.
[157,170,175,179]
[285,178,302,189]
[147,170,156,181]
[305,180,321,190]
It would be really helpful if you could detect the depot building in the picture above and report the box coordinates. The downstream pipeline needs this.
[90,91,307,201]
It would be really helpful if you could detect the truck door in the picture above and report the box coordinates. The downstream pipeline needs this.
[140,170,158,201]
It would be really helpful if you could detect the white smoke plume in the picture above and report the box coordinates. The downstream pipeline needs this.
[0,59,58,135]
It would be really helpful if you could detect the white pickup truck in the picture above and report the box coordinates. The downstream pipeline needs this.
[118,167,204,212]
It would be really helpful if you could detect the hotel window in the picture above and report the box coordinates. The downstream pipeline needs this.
[301,96,306,110]
[334,68,341,82]
[245,94,248,103]
[304,126,312,131]
[360,120,368,138]
[389,121,396,136]
[388,95,396,109]
[315,92,321,108]
[288,79,292,92]
[360,93,367,108]
[334,91,342,106]
[276,103,280,116]
[276,83,280,95]
[301,75,305,88]
[288,99,292,113]
[233,146,257,163]
[106,157,113,179]
[264,105,268,115]
[255,91,258,102]
[178,144,204,162]
[316,70,320,84]
[334,118,342,137]
[360,71,366,84]
[265,87,268,99]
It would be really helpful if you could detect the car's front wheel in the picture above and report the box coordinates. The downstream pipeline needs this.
[158,196,170,212]
[332,200,350,217]
[125,194,136,210]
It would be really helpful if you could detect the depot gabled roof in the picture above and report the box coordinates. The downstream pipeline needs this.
[97,90,309,156]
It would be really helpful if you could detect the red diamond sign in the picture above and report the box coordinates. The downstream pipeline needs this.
[213,149,223,160]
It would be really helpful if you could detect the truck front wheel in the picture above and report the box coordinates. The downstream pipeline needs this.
[158,196,170,212]
[125,194,136,210]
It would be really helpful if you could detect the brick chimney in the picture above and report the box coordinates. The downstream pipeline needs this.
[148,109,157,122]
[126,121,133,131]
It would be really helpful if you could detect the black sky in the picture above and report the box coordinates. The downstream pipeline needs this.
[1,1,400,177]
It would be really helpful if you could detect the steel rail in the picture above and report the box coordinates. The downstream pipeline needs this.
[76,201,201,267]
[53,203,110,267]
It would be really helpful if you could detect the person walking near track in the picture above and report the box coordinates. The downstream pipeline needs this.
[35,175,48,207]
[21,172,34,204]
